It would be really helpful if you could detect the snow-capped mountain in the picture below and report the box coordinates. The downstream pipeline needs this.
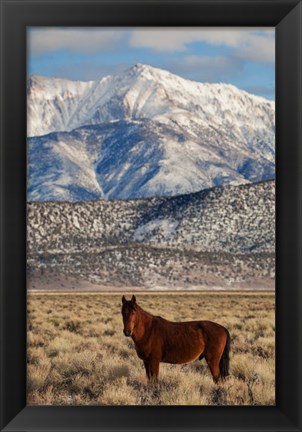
[27,64,275,201]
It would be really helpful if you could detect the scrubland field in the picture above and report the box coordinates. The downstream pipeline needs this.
[27,292,275,406]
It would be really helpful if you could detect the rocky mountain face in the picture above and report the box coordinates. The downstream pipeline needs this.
[27,64,275,201]
[27,180,275,290]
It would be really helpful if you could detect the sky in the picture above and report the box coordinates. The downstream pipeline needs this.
[28,27,275,100]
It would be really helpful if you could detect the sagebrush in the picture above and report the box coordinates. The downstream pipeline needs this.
[27,291,275,405]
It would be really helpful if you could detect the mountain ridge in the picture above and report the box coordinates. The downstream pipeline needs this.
[28,63,275,137]
[27,64,275,202]
[27,180,275,289]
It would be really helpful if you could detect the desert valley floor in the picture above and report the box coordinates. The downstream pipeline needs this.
[27,291,275,406]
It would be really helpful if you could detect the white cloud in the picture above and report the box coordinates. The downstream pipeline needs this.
[28,27,275,65]
[28,28,124,55]
[236,34,275,64]
[129,28,275,64]
[130,28,245,51]
[167,55,244,82]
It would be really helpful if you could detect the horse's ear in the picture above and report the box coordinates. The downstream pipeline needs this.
[131,295,136,304]
[122,295,127,305]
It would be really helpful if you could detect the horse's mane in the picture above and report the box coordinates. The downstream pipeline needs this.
[137,304,157,319]
[137,304,167,322]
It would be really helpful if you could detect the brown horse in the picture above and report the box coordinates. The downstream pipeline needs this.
[121,295,230,383]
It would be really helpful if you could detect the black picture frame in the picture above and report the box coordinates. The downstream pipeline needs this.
[1,0,301,431]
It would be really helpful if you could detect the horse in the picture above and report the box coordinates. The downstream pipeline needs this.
[121,295,231,383]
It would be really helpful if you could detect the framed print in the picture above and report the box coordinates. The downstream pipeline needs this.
[0,0,301,431]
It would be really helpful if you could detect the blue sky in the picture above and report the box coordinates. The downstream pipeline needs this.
[28,28,275,100]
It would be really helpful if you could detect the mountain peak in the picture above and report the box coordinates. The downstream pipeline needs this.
[133,63,149,71]
[27,64,275,201]
[126,63,164,78]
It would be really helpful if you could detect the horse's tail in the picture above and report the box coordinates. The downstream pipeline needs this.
[219,328,231,379]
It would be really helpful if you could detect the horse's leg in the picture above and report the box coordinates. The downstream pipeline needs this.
[205,354,220,383]
[206,330,229,383]
[144,360,150,380]
[148,357,160,383]
[205,345,225,383]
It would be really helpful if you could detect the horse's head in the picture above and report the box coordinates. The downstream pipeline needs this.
[121,295,138,337]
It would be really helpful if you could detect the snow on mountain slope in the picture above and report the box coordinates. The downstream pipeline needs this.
[27,180,275,254]
[27,75,94,137]
[27,64,275,201]
[27,180,275,288]
[28,64,275,140]
[28,118,274,201]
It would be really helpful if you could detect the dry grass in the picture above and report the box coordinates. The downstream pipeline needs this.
[27,291,275,405]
